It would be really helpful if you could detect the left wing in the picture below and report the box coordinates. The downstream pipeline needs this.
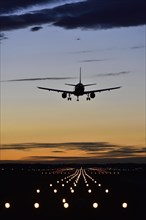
[37,86,74,94]
[84,86,121,94]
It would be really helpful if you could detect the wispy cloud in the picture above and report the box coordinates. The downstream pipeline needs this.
[30,26,43,31]
[69,48,113,54]
[129,45,145,50]
[69,45,145,54]
[0,33,8,41]
[1,76,76,82]
[0,0,146,31]
[0,0,57,14]
[78,59,108,63]
[1,142,146,163]
[93,71,131,77]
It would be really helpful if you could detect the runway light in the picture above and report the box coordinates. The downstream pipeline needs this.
[93,202,98,208]
[62,198,66,203]
[54,189,57,193]
[36,189,40,193]
[88,189,92,193]
[122,202,128,208]
[64,202,69,208]
[71,189,74,193]
[5,203,10,208]
[105,189,109,193]
[34,203,39,208]
[98,183,101,187]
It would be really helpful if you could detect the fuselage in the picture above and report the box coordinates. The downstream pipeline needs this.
[74,83,85,96]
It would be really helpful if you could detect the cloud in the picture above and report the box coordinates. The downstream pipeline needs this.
[1,141,145,155]
[0,33,8,41]
[69,48,113,54]
[93,71,131,77]
[1,76,76,82]
[78,59,108,63]
[30,26,43,31]
[0,0,57,14]
[129,45,145,50]
[0,0,146,31]
[1,142,112,150]
[69,45,145,54]
[1,142,145,163]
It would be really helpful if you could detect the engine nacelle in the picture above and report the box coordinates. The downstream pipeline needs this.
[62,92,67,99]
[90,92,95,99]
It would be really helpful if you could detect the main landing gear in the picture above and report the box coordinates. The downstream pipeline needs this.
[67,94,72,101]
[86,94,90,101]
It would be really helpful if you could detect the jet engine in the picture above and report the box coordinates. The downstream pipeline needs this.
[90,92,95,99]
[62,92,67,99]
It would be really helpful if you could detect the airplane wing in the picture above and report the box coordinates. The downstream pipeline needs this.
[37,86,74,94]
[84,86,121,94]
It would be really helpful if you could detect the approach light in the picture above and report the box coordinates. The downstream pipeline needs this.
[34,203,39,208]
[62,198,66,203]
[5,203,10,209]
[105,189,109,193]
[64,202,69,208]
[93,202,98,208]
[122,202,128,208]
[54,189,57,193]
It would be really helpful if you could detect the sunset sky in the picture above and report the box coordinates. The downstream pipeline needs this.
[0,0,146,163]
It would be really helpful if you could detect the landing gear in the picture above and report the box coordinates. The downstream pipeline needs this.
[86,94,90,101]
[68,94,72,101]
[77,96,79,101]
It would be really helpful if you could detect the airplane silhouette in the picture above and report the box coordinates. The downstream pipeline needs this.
[37,68,121,101]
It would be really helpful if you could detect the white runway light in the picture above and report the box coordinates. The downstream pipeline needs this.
[34,203,39,208]
[63,202,69,208]
[93,202,98,208]
[122,202,128,208]
[5,203,10,208]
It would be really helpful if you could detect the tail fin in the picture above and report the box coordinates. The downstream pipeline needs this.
[79,67,81,83]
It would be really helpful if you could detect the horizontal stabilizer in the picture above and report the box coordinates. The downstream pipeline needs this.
[84,83,96,87]
[65,83,76,86]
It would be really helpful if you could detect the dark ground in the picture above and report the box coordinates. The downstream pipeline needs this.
[0,163,146,220]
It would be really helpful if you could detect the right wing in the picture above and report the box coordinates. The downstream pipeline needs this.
[84,86,121,94]
[37,86,74,94]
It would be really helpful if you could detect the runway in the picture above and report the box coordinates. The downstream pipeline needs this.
[0,164,146,219]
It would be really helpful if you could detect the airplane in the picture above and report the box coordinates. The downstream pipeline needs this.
[37,68,121,101]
